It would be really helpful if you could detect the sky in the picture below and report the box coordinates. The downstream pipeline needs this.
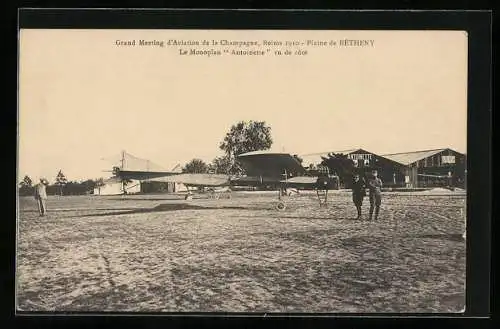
[18,29,467,182]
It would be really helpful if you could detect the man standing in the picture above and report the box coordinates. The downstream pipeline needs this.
[34,178,48,216]
[367,169,383,220]
[351,173,366,219]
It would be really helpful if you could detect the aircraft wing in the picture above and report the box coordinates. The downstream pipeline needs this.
[116,170,180,180]
[282,176,318,184]
[417,174,452,178]
[146,173,231,186]
[237,151,307,177]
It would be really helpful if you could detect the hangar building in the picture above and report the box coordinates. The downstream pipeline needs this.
[301,147,466,189]
[382,148,466,188]
[301,148,404,188]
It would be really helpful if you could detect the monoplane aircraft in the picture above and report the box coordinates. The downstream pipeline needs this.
[108,151,340,210]
[417,173,456,190]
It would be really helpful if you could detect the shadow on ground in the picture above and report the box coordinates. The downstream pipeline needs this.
[23,208,140,213]
[409,233,465,242]
[70,203,252,218]
[107,197,183,201]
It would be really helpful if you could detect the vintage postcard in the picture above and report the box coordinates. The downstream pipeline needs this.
[17,27,468,313]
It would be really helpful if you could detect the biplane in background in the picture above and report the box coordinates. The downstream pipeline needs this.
[108,151,340,210]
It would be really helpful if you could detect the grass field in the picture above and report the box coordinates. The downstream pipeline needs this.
[16,190,466,313]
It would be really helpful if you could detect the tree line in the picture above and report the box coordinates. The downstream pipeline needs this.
[18,172,105,196]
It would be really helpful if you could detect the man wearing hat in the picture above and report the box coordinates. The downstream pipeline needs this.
[367,169,383,220]
[34,178,48,216]
[351,173,366,219]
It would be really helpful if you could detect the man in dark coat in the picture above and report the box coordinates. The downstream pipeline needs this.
[367,169,383,220]
[351,173,366,219]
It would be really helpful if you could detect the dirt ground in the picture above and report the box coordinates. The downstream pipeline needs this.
[16,191,466,313]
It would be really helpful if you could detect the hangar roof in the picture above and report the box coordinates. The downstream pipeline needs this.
[381,148,448,166]
[300,149,361,167]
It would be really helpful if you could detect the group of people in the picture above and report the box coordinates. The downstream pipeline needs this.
[351,169,383,220]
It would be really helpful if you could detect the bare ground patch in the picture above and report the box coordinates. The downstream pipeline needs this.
[16,193,466,313]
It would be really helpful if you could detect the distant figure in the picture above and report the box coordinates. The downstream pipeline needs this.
[367,170,383,220]
[34,178,48,216]
[351,173,366,219]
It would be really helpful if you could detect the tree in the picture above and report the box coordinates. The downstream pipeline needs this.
[18,175,34,196]
[64,181,86,195]
[55,170,68,196]
[219,120,273,158]
[19,175,33,187]
[210,155,243,175]
[320,153,356,186]
[182,159,209,174]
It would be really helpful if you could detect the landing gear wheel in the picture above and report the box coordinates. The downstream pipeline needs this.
[276,202,286,211]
